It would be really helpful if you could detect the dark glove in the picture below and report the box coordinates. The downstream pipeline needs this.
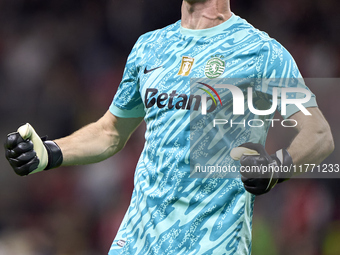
[231,142,293,195]
[4,123,63,176]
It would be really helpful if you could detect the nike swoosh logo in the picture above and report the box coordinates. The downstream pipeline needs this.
[144,66,162,74]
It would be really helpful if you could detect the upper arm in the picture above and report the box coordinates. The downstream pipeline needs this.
[285,107,334,165]
[102,40,145,151]
[256,40,318,118]
[109,38,145,119]
[289,107,331,134]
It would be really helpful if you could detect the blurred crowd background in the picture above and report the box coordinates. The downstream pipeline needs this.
[0,0,339,254]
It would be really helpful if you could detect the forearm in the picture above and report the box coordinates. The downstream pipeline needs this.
[287,108,334,170]
[230,108,334,195]
[54,111,143,166]
[54,121,122,166]
[4,111,143,175]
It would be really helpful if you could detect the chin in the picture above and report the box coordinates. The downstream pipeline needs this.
[184,0,208,3]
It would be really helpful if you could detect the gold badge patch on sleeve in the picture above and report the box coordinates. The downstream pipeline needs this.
[178,56,195,76]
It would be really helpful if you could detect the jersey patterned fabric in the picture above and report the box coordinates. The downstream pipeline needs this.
[108,14,317,255]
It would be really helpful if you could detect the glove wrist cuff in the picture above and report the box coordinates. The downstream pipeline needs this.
[272,148,294,183]
[43,141,63,170]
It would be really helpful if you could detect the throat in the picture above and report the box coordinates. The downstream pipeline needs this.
[195,13,228,29]
[181,0,232,29]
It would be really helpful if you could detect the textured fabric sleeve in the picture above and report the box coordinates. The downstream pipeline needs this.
[255,39,317,119]
[109,40,145,118]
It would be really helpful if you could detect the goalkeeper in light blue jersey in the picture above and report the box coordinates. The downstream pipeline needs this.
[4,0,334,254]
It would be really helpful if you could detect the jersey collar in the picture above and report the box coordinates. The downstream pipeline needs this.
[180,13,237,37]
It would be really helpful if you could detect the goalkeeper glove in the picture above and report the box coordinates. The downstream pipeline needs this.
[230,142,293,195]
[4,123,63,176]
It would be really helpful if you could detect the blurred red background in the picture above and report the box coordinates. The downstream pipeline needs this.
[0,0,339,254]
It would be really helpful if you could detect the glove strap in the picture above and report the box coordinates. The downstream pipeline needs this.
[272,148,294,183]
[44,141,63,170]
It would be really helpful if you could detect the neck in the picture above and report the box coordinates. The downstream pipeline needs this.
[181,0,232,29]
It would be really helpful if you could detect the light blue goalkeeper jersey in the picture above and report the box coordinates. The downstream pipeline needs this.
[108,14,316,255]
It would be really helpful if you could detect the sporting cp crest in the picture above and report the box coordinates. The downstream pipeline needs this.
[204,56,226,79]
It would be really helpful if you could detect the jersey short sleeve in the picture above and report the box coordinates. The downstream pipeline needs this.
[109,41,145,118]
[255,39,317,118]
